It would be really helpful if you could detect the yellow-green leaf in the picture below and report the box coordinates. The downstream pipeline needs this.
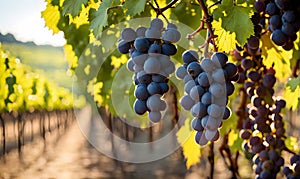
[212,0,254,51]
[41,3,60,34]
[261,33,292,81]
[284,77,300,111]
[177,118,202,169]
[285,136,299,154]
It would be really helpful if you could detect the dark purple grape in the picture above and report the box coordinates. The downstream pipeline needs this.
[262,160,274,171]
[250,136,261,146]
[224,63,238,78]
[223,107,231,120]
[276,99,286,108]
[275,0,291,10]
[251,12,261,25]
[241,130,252,139]
[262,74,276,88]
[226,81,235,96]
[260,170,271,179]
[255,1,266,13]
[290,155,300,165]
[271,29,288,46]
[282,23,296,36]
[182,50,198,64]
[259,150,269,161]
[283,40,294,51]
[266,3,278,16]
[268,150,279,161]
[282,166,293,176]
[242,58,254,70]
[282,11,296,23]
[269,15,282,31]
[248,36,260,50]
[248,71,260,82]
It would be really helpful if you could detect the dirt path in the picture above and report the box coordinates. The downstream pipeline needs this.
[0,106,190,179]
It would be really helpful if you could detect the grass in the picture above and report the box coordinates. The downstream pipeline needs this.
[1,43,73,90]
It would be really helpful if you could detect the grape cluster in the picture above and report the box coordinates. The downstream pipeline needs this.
[234,46,288,178]
[117,18,181,123]
[283,154,300,178]
[175,51,237,146]
[254,0,300,50]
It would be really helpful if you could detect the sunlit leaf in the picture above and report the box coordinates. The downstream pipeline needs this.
[41,3,60,34]
[212,0,254,51]
[177,118,202,169]
[261,33,292,81]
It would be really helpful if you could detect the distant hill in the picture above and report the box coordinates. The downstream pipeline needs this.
[0,32,62,49]
[0,33,73,90]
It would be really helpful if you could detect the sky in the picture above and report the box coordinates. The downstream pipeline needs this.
[0,0,65,46]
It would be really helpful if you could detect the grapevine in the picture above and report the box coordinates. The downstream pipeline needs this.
[39,0,300,178]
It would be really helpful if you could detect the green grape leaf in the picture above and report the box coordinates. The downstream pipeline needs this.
[287,76,300,91]
[62,0,88,17]
[261,33,292,81]
[176,118,202,169]
[212,0,254,51]
[123,0,147,16]
[90,0,113,35]
[284,77,300,111]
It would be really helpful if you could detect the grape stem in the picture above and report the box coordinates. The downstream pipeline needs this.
[188,0,218,52]
[148,0,178,21]
[219,131,239,179]
[292,59,299,77]
[208,142,215,179]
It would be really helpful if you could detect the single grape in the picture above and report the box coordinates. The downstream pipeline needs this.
[162,28,181,43]
[189,85,205,101]
[146,94,162,112]
[159,82,169,94]
[202,116,220,131]
[269,15,282,31]
[152,74,167,83]
[132,52,148,66]
[163,60,176,75]
[137,71,152,84]
[175,65,187,79]
[212,68,226,84]
[167,23,177,29]
[259,150,269,161]
[144,57,161,74]
[224,63,238,78]
[223,107,231,119]
[148,43,162,54]
[211,52,228,68]
[241,58,254,70]
[254,0,265,13]
[134,100,148,115]
[226,81,235,96]
[135,84,149,100]
[117,40,131,54]
[184,80,196,94]
[195,131,208,146]
[262,74,276,88]
[200,58,216,72]
[201,92,212,105]
[209,83,225,98]
[184,74,193,84]
[197,72,210,87]
[207,104,222,118]
[282,11,296,23]
[247,36,260,50]
[126,59,135,72]
[145,28,161,39]
[248,71,260,82]
[136,26,147,37]
[121,28,137,42]
[150,18,164,30]
[148,111,162,123]
[191,117,204,131]
[147,82,161,95]
[161,43,177,56]
[187,61,202,78]
[271,29,288,46]
[180,95,195,110]
[134,37,150,52]
[265,3,278,16]
[182,50,198,64]
[191,102,207,118]
[282,23,295,36]
[205,129,219,141]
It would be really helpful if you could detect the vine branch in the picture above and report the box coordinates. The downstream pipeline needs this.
[292,59,299,77]
[148,0,178,17]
